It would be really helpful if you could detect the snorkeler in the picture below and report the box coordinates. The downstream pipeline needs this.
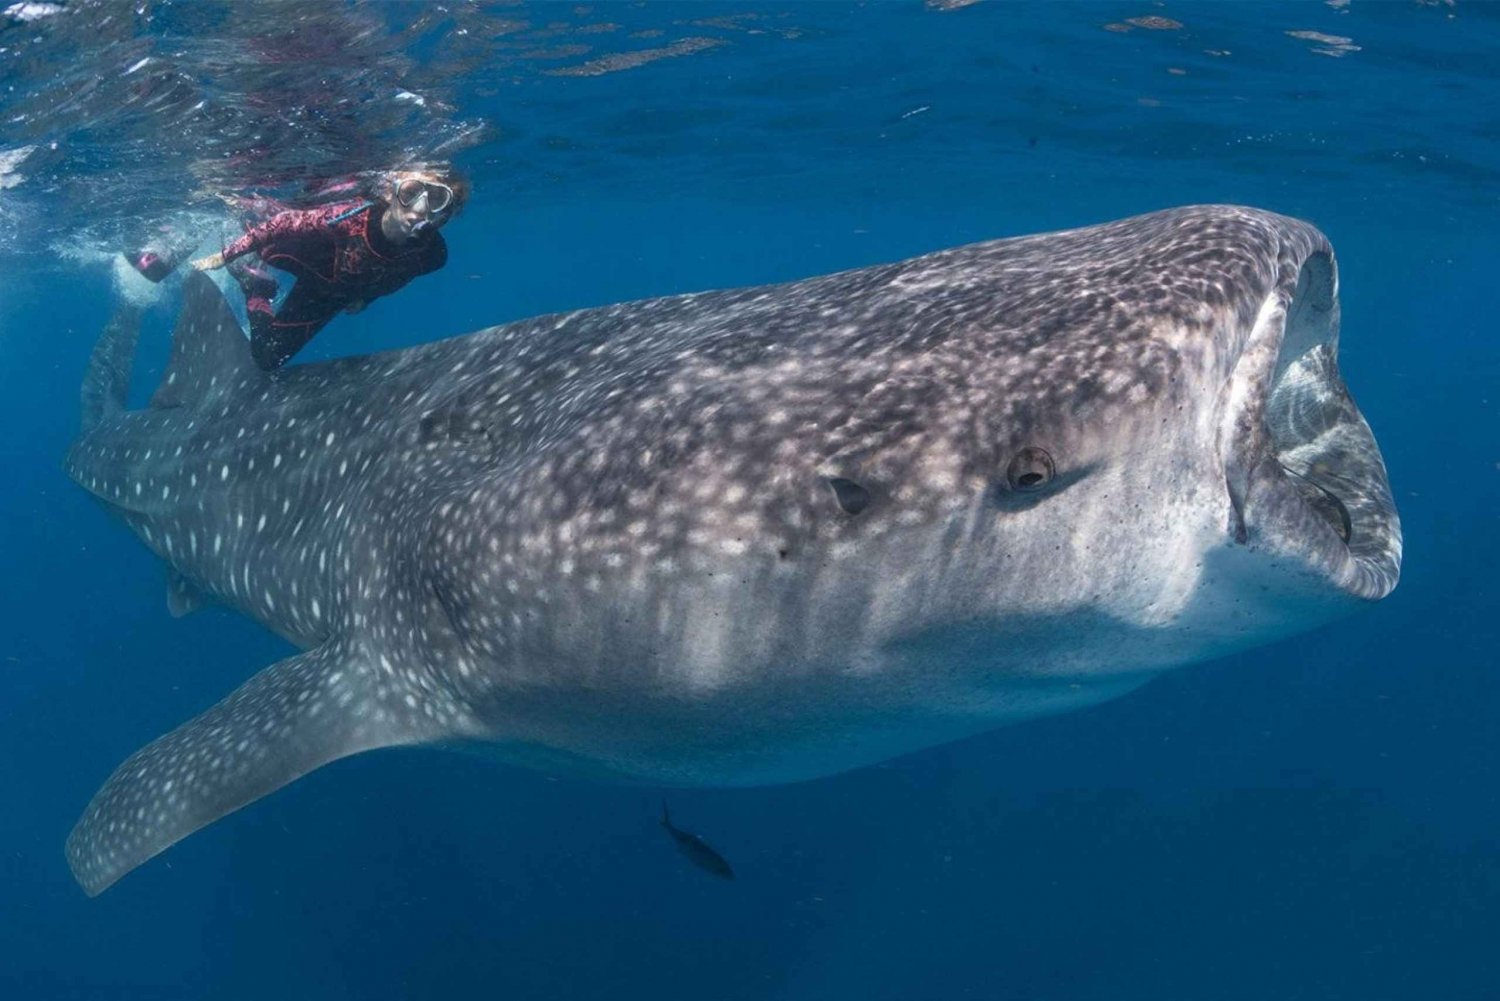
[191,165,468,370]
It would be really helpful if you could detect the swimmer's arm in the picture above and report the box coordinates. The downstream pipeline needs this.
[208,207,338,266]
[193,222,276,270]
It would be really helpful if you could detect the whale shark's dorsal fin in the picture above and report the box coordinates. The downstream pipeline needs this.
[65,639,451,896]
[150,271,263,410]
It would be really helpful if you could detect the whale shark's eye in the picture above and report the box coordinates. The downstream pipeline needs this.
[826,477,871,516]
[1006,447,1055,491]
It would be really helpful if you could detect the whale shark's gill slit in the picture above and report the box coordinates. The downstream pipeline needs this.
[826,477,871,516]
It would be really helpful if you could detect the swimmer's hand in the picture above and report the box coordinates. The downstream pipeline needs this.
[191,252,226,271]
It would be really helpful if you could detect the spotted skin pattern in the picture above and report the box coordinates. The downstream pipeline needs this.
[64,205,1400,896]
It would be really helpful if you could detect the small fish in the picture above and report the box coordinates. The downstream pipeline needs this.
[660,801,735,880]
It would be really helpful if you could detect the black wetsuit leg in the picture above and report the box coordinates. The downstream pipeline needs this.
[227,258,279,302]
[250,285,342,370]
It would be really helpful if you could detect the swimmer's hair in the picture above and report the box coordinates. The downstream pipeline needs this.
[379,161,471,216]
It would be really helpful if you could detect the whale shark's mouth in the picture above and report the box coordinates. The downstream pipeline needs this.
[1222,251,1402,601]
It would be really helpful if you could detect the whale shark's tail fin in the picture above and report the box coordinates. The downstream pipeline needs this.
[80,303,143,431]
[65,639,451,896]
[149,270,262,410]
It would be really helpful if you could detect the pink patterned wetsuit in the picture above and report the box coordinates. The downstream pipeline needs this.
[221,198,447,370]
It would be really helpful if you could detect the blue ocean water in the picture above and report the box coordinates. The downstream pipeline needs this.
[1,2,1497,998]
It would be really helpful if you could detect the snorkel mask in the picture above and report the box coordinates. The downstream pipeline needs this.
[395,177,455,215]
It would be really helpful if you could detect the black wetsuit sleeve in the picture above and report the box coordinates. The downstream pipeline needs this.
[222,207,338,262]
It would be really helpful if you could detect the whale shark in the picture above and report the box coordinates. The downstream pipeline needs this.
[63,205,1401,896]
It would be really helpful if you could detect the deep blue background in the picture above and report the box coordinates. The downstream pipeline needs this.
[2,3,1497,999]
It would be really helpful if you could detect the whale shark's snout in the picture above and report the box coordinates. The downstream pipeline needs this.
[1220,250,1401,603]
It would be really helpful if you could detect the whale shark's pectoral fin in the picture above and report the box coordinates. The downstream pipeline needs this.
[66,640,444,896]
